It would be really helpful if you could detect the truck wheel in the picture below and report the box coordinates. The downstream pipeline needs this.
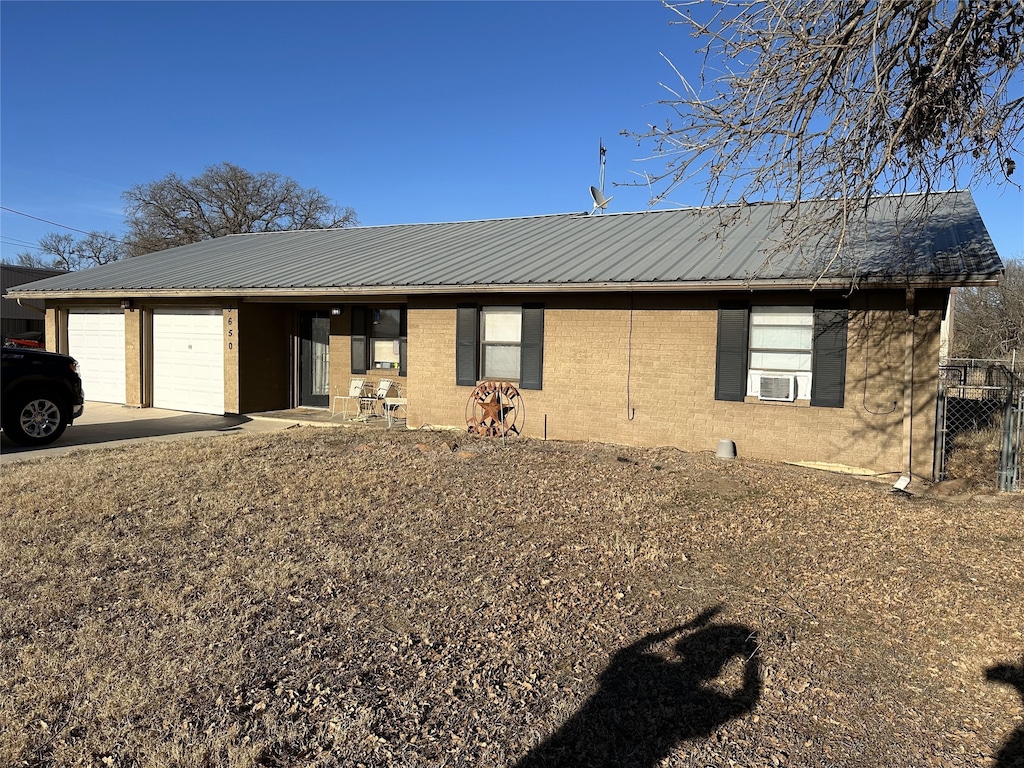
[3,393,68,446]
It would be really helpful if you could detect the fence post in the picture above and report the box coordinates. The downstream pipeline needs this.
[933,387,947,482]
[1017,393,1024,492]
[999,393,1012,492]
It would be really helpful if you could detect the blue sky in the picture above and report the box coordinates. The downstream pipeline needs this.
[2,0,1022,264]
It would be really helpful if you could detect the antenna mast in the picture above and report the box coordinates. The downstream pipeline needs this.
[589,138,613,214]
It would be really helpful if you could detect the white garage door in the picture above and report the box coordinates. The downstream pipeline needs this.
[152,309,224,414]
[68,309,126,404]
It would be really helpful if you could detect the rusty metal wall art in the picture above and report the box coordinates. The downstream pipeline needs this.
[465,380,525,438]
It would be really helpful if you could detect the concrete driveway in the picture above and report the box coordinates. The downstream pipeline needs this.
[0,402,297,464]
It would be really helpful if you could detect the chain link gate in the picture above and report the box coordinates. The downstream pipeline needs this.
[935,360,1023,492]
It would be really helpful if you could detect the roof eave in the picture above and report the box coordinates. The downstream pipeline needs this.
[6,274,1001,302]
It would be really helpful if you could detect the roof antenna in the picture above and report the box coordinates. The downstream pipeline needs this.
[589,139,613,214]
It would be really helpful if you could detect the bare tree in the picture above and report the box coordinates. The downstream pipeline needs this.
[9,231,125,271]
[954,258,1024,361]
[11,252,53,269]
[75,231,126,267]
[123,162,359,256]
[628,1,1023,245]
[30,233,76,271]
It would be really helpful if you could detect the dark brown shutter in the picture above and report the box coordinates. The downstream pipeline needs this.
[519,305,544,390]
[715,302,749,401]
[350,306,367,375]
[456,305,478,386]
[398,307,408,377]
[811,306,848,408]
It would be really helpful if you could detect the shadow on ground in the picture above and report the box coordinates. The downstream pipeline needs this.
[0,413,250,454]
[515,605,761,768]
[987,657,1024,768]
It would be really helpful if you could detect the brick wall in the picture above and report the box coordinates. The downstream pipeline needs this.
[37,286,944,479]
[329,308,407,411]
[124,307,145,407]
[396,290,946,477]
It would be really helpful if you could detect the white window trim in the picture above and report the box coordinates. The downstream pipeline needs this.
[369,307,402,370]
[480,306,522,381]
[746,306,813,400]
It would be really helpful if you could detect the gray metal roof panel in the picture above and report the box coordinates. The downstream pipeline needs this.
[10,191,1003,295]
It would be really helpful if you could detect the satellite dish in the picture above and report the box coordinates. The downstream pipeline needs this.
[589,139,613,214]
[590,185,613,212]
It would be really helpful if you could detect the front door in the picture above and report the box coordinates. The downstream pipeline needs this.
[299,311,330,407]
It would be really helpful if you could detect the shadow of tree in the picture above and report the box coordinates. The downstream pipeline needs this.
[987,657,1024,768]
[515,605,761,768]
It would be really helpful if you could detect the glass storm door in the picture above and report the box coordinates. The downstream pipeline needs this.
[299,311,330,407]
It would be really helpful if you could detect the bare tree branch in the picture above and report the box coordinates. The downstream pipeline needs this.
[8,231,126,271]
[626,0,1023,253]
[954,257,1024,359]
[122,162,359,257]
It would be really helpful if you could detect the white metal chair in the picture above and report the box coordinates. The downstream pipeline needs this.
[383,397,408,428]
[357,378,395,419]
[332,377,367,420]
[382,382,408,428]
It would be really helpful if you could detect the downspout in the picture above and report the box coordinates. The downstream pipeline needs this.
[895,288,917,491]
[16,298,46,315]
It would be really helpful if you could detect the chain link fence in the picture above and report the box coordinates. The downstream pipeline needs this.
[936,359,1023,492]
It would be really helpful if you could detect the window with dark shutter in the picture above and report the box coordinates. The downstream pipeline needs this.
[519,305,544,390]
[810,306,848,408]
[456,305,479,386]
[715,302,749,401]
[399,309,408,377]
[456,304,545,389]
[350,306,367,375]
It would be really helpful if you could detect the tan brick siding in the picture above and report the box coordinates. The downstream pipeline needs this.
[223,308,240,414]
[44,308,60,353]
[38,288,945,479]
[124,308,145,407]
[399,291,945,478]
[329,309,407,409]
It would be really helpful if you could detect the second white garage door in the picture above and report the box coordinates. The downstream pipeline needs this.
[152,309,224,414]
[68,309,126,404]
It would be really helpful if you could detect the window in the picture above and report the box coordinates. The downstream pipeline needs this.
[351,306,406,376]
[715,301,847,407]
[481,307,522,380]
[370,308,402,370]
[747,307,813,399]
[456,304,544,389]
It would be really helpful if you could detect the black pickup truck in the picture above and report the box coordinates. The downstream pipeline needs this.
[1,346,85,446]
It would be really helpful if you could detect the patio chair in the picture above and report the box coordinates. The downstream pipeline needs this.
[381,383,408,428]
[332,378,368,420]
[357,378,396,418]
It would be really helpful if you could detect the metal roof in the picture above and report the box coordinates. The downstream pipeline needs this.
[2,265,68,318]
[9,191,1004,299]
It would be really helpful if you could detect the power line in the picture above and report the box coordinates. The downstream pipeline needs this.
[0,237,45,251]
[0,206,124,243]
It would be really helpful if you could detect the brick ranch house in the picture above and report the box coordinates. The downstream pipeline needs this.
[9,191,1003,482]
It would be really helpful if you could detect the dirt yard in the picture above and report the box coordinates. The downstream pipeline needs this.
[1,426,1022,768]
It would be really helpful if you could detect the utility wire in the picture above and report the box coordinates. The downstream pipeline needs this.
[0,237,45,251]
[0,205,124,243]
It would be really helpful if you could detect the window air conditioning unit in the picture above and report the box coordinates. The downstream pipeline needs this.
[759,374,796,402]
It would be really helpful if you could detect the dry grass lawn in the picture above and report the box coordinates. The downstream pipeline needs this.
[1,426,1022,768]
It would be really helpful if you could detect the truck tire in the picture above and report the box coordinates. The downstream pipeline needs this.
[2,392,69,446]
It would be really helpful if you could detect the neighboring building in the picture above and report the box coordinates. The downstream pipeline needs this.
[939,289,956,363]
[8,191,1003,481]
[1,265,66,343]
